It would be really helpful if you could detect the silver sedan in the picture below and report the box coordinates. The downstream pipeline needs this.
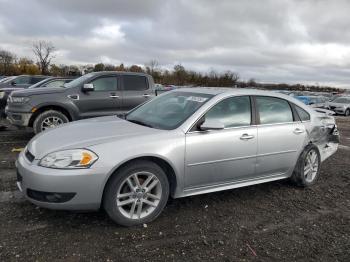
[326,96,350,116]
[16,88,339,226]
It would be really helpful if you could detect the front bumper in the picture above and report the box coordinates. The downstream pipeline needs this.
[16,150,106,210]
[6,109,32,127]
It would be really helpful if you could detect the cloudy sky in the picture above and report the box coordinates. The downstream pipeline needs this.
[0,0,350,87]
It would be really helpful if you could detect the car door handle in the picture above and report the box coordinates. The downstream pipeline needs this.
[293,128,305,134]
[240,134,255,140]
[110,95,120,99]
[143,94,151,98]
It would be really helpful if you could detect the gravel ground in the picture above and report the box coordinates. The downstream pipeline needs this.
[0,118,349,261]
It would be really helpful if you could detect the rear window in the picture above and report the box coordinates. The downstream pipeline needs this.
[295,105,310,122]
[123,75,148,91]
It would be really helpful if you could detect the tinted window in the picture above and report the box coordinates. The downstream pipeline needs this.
[123,75,148,91]
[205,96,251,128]
[31,77,46,84]
[90,76,117,91]
[256,96,293,124]
[295,105,310,121]
[13,76,31,85]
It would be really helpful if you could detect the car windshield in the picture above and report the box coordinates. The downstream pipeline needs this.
[63,73,94,88]
[126,91,214,130]
[332,97,350,103]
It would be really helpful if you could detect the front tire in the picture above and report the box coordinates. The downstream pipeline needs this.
[103,160,169,226]
[291,144,321,187]
[33,110,69,134]
[345,109,350,117]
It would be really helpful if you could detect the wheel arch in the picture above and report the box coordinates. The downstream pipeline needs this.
[101,155,179,204]
[28,104,73,127]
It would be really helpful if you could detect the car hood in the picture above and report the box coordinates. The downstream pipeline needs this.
[11,87,66,97]
[27,116,162,159]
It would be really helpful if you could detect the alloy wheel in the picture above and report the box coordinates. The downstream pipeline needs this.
[304,149,319,183]
[116,171,162,220]
[41,116,64,131]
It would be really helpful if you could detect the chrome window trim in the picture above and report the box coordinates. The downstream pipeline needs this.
[186,94,253,134]
[188,124,257,134]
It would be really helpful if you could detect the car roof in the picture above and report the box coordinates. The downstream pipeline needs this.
[173,87,312,111]
[90,71,150,77]
[174,87,294,97]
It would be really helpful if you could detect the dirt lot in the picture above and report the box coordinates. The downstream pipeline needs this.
[0,118,349,262]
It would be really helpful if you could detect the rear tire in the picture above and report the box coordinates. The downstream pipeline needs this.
[345,109,350,117]
[291,144,321,187]
[33,110,69,134]
[103,160,169,226]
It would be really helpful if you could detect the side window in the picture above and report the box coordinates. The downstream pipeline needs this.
[13,76,31,85]
[256,96,293,124]
[31,77,46,84]
[90,76,117,91]
[295,105,310,122]
[205,96,251,128]
[123,75,148,91]
[45,80,66,88]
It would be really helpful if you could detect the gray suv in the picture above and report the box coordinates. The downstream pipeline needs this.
[0,75,49,118]
[6,71,155,133]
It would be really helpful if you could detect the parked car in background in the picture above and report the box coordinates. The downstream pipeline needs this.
[295,96,327,108]
[16,88,339,226]
[0,75,49,118]
[0,75,49,89]
[0,76,15,83]
[325,96,350,116]
[6,71,155,133]
[28,77,75,89]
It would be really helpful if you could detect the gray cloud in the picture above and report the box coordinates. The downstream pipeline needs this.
[0,0,350,87]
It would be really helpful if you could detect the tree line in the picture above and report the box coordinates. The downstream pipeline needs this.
[0,41,342,93]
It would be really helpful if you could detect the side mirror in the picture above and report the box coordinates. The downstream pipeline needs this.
[11,81,16,86]
[82,83,94,92]
[200,119,225,131]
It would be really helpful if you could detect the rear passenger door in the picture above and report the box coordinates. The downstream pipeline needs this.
[121,75,152,112]
[254,96,307,177]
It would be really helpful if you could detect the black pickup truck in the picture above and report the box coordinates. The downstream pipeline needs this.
[6,71,156,133]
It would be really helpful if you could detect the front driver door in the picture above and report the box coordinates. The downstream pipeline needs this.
[185,96,257,189]
[73,75,122,118]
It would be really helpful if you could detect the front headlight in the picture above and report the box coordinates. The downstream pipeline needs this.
[39,149,98,169]
[0,91,4,99]
[11,96,30,103]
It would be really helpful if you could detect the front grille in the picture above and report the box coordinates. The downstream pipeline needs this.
[25,150,35,162]
[330,106,336,110]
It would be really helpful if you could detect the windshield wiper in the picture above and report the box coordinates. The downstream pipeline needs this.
[127,119,154,128]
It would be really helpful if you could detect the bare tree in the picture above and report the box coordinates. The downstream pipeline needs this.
[32,41,55,75]
[145,59,159,75]
[0,49,16,75]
